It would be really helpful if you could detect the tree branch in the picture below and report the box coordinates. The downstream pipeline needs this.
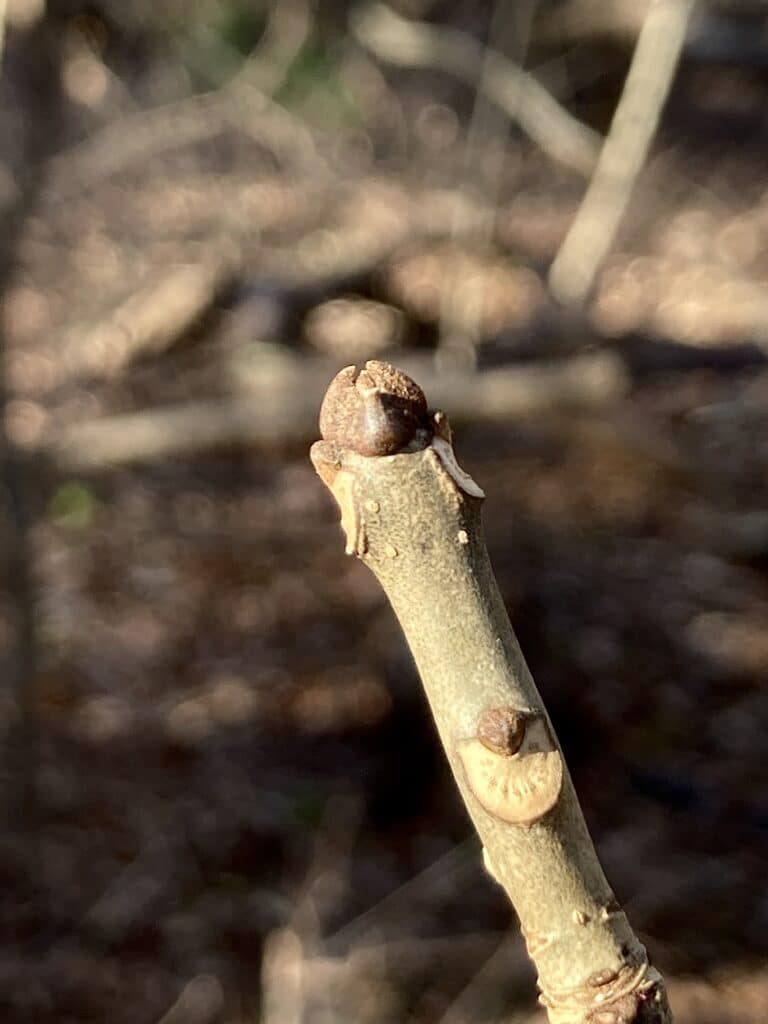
[350,2,601,176]
[47,351,627,470]
[62,256,239,381]
[310,361,672,1024]
[548,0,696,306]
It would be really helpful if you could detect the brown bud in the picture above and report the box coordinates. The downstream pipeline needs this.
[319,361,432,456]
[477,707,526,756]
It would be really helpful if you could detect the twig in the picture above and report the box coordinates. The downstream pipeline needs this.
[46,352,627,470]
[237,0,312,96]
[155,976,223,1024]
[437,930,525,1024]
[537,0,651,45]
[548,0,696,306]
[49,87,328,198]
[350,2,601,176]
[62,256,239,381]
[437,1,532,369]
[326,839,475,953]
[310,361,672,1024]
[261,794,362,1024]
[48,1,324,201]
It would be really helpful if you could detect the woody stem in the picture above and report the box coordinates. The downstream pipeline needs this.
[311,367,672,1023]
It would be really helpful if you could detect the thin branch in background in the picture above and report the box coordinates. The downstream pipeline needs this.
[61,256,240,382]
[437,0,537,370]
[233,0,312,95]
[155,976,224,1024]
[548,0,696,307]
[325,838,476,954]
[437,930,523,1024]
[49,88,326,199]
[261,794,362,1024]
[48,0,326,199]
[350,3,601,176]
[47,351,627,470]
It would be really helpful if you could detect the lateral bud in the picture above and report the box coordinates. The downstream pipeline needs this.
[460,714,563,827]
[477,707,527,756]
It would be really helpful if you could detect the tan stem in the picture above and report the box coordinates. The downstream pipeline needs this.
[310,364,672,1024]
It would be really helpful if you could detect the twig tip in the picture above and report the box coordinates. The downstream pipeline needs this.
[318,360,433,456]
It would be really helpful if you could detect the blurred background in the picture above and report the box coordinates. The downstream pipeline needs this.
[1,0,768,1021]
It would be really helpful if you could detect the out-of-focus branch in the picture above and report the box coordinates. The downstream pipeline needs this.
[350,2,601,176]
[538,0,653,45]
[56,181,501,386]
[155,976,224,1024]
[50,87,327,197]
[238,0,313,95]
[62,256,239,381]
[46,352,627,470]
[548,0,696,306]
[49,0,325,197]
[437,1,531,370]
